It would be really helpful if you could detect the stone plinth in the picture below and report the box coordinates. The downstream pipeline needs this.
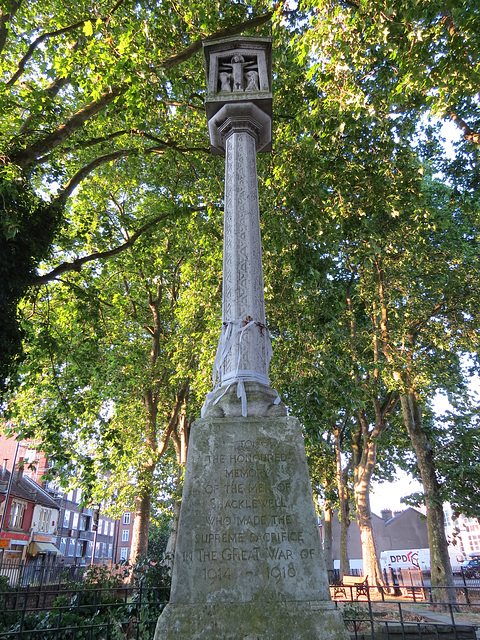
[155,416,348,639]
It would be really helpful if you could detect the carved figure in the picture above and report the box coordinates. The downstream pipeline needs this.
[231,54,245,91]
[245,70,259,91]
[219,71,232,92]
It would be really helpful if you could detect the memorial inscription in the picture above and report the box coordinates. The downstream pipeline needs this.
[168,417,328,606]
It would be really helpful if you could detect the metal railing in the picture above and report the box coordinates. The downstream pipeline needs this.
[0,583,170,639]
[0,560,86,588]
[2,568,479,640]
[333,579,480,640]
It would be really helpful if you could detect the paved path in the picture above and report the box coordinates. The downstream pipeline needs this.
[402,605,480,632]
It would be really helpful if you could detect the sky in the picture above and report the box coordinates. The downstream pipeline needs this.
[369,471,424,516]
[368,374,479,517]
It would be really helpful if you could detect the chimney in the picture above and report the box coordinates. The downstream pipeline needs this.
[381,509,393,522]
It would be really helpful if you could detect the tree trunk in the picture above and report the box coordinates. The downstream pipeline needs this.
[334,428,350,578]
[165,407,191,570]
[339,506,350,579]
[400,392,457,607]
[129,463,155,565]
[355,467,382,585]
[323,497,334,577]
[353,414,384,586]
[164,499,181,570]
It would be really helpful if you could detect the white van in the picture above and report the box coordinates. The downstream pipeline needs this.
[380,547,465,573]
[380,549,430,572]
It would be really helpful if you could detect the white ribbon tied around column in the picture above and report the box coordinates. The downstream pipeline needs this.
[201,318,281,418]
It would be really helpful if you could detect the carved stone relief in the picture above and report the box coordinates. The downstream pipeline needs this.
[217,53,260,94]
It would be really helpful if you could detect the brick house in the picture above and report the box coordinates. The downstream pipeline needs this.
[0,433,129,566]
[0,461,60,563]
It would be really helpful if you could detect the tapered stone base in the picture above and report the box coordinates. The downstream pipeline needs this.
[155,600,347,639]
[155,416,348,640]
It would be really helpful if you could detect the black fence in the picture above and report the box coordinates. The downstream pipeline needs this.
[0,560,86,588]
[333,579,480,640]
[329,568,480,590]
[0,582,170,640]
[345,604,478,640]
[2,570,480,640]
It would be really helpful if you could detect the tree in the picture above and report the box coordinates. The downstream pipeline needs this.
[3,0,480,575]
[0,0,273,389]
[7,179,225,560]
[1,0,280,560]
[277,0,480,596]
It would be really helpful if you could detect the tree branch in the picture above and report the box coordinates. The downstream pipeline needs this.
[0,0,23,56]
[161,11,273,71]
[18,76,71,135]
[29,210,173,286]
[57,128,209,156]
[439,8,460,37]
[55,149,135,205]
[448,112,480,144]
[6,0,127,86]
[158,383,190,458]
[64,130,132,151]
[53,141,208,204]
[6,20,88,87]
[11,84,126,168]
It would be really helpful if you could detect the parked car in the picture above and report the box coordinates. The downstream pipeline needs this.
[461,557,480,578]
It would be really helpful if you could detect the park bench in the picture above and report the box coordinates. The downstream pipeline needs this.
[330,575,369,601]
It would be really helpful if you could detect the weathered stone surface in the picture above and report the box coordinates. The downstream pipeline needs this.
[155,416,349,639]
[203,382,287,419]
[202,105,279,419]
[156,601,347,639]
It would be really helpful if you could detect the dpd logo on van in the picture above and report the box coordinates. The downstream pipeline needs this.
[389,551,419,568]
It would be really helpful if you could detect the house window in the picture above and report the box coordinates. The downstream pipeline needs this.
[122,529,129,542]
[120,547,129,561]
[24,449,36,463]
[79,514,90,531]
[38,508,51,533]
[59,537,67,555]
[108,543,113,558]
[68,539,75,557]
[72,512,79,530]
[123,512,131,525]
[62,509,71,528]
[9,500,26,529]
[109,521,114,536]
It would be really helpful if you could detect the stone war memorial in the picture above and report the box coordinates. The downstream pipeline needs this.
[155,37,349,640]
